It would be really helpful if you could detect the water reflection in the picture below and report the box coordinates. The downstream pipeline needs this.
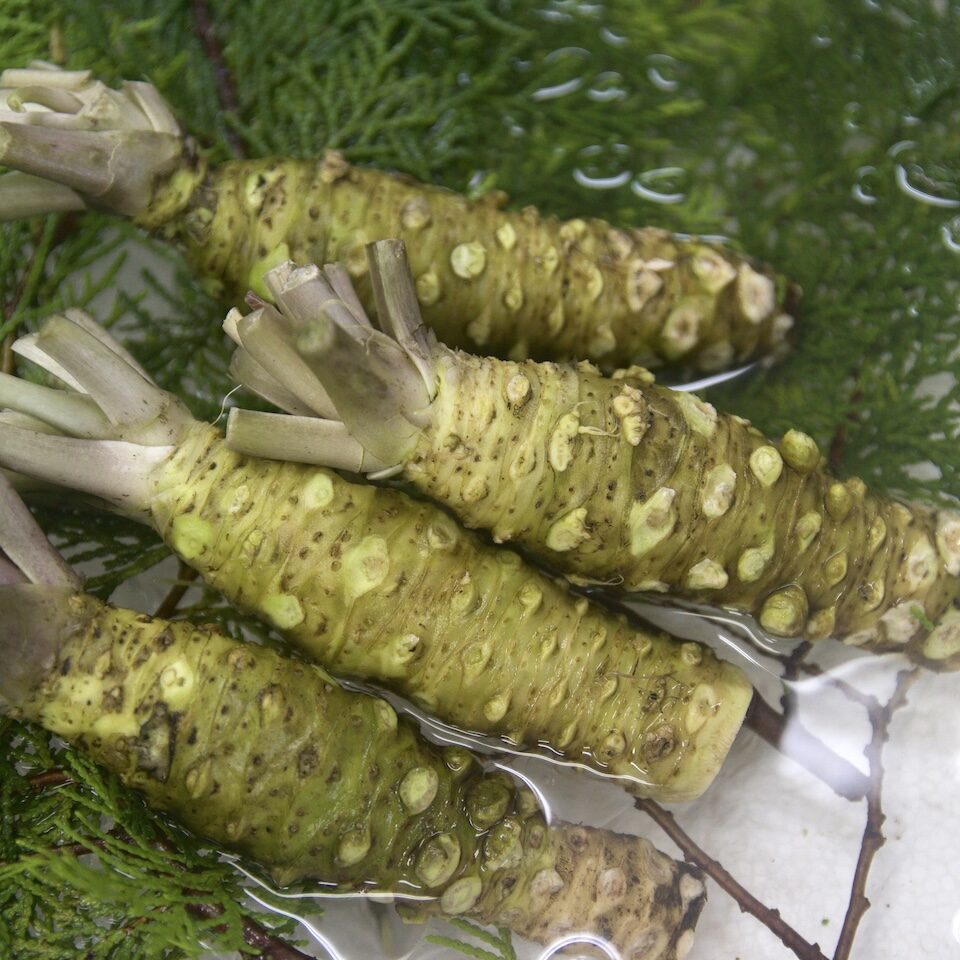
[244,889,348,960]
[586,71,627,103]
[572,167,630,189]
[646,53,681,93]
[851,164,878,204]
[941,216,960,252]
[492,760,555,824]
[531,76,583,102]
[894,161,960,208]
[631,167,687,204]
[668,361,759,393]
[228,858,437,904]
[573,142,631,189]
[841,100,863,131]
[532,45,591,101]
[600,26,627,47]
[536,933,621,959]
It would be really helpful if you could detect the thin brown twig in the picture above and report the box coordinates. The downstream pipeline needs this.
[797,657,876,710]
[153,563,200,619]
[190,0,247,158]
[187,901,315,960]
[3,211,79,364]
[832,667,920,960]
[745,694,869,802]
[636,798,830,960]
[828,385,863,472]
[28,769,74,789]
[51,839,109,857]
[2,334,14,374]
[782,640,812,686]
[637,639,919,960]
[763,640,868,795]
[3,225,40,361]
[3,252,32,317]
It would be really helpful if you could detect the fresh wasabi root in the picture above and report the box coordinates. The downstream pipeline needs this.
[0,476,706,959]
[240,242,960,670]
[0,310,752,802]
[0,64,796,373]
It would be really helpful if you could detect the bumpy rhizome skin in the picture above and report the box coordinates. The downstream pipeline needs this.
[0,475,706,960]
[223,243,960,671]
[0,65,797,373]
[0,310,752,804]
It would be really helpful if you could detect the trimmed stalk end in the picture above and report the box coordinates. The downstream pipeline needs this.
[23,311,193,445]
[226,408,392,473]
[0,473,91,714]
[0,583,93,714]
[0,472,79,590]
[0,171,86,222]
[0,67,191,218]
[0,310,187,513]
[227,249,438,471]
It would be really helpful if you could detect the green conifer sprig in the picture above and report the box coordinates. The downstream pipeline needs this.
[0,718,304,959]
[426,918,517,960]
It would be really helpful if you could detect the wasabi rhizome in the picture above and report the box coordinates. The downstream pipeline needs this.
[0,473,706,960]
[0,309,752,803]
[224,241,960,670]
[0,64,796,372]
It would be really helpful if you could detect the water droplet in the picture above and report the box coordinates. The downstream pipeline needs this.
[895,161,960,209]
[888,139,916,158]
[942,216,960,253]
[587,70,626,103]
[532,46,590,102]
[646,53,681,92]
[842,101,863,131]
[631,167,687,205]
[600,26,627,47]
[537,5,573,24]
[852,165,879,205]
[502,113,524,138]
[573,143,631,190]
[537,933,621,960]
[532,76,583,101]
[574,169,631,190]
[545,44,591,63]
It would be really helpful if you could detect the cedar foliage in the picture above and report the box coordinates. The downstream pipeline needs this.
[2,0,959,956]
